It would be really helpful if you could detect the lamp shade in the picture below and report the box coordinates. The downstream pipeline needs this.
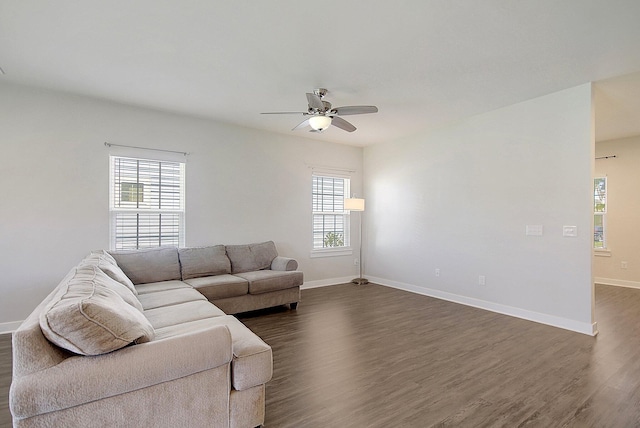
[309,115,332,131]
[344,197,365,211]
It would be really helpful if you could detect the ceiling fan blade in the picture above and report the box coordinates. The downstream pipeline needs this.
[331,116,356,132]
[306,93,325,110]
[261,112,307,115]
[331,105,378,116]
[292,118,310,131]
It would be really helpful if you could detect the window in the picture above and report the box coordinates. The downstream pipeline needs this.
[110,156,185,250]
[594,177,607,249]
[312,175,350,251]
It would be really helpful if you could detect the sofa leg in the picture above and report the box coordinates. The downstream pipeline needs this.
[290,302,298,310]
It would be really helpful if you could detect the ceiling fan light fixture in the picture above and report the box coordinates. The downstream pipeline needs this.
[309,115,332,131]
[262,89,378,133]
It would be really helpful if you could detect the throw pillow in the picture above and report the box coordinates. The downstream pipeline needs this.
[40,265,154,356]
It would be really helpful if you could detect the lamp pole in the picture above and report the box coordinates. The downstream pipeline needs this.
[344,197,368,285]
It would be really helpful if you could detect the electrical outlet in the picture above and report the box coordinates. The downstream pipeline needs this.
[479,275,486,286]
[621,261,628,269]
[354,258,360,266]
[435,268,440,277]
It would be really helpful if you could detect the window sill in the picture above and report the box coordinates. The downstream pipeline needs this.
[310,247,354,258]
[594,249,611,257]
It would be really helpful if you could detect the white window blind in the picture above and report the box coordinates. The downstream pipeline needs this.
[312,175,350,249]
[110,156,185,250]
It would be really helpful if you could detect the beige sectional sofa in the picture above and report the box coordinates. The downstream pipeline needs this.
[10,241,303,428]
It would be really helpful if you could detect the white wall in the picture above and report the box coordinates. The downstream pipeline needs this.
[0,81,597,334]
[364,84,595,334]
[0,82,363,327]
[594,136,640,287]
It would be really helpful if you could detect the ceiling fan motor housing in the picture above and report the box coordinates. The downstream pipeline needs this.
[313,88,328,98]
[308,101,332,114]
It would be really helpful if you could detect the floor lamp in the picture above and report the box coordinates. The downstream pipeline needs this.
[345,197,368,285]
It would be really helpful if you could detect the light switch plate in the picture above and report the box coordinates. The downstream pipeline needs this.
[563,226,578,237]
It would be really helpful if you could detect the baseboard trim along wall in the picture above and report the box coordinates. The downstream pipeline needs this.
[3,276,604,335]
[302,277,353,289]
[595,277,640,290]
[0,320,23,335]
[368,276,598,336]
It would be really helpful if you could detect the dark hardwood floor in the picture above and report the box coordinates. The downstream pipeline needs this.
[240,284,640,428]
[2,283,639,427]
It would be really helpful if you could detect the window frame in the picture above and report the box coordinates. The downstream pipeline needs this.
[311,173,353,258]
[594,176,607,250]
[109,155,186,250]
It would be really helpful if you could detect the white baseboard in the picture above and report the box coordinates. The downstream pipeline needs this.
[302,277,353,289]
[0,320,23,335]
[3,275,604,337]
[368,276,598,336]
[595,277,640,289]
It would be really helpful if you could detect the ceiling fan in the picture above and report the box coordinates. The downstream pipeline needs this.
[261,88,378,133]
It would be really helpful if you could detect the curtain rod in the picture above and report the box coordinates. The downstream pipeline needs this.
[104,142,189,156]
[596,155,617,160]
[306,163,356,173]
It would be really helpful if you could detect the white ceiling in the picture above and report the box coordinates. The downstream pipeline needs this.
[2,1,640,146]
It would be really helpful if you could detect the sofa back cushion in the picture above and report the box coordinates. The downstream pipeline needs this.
[83,266,144,312]
[226,241,278,274]
[39,265,154,356]
[109,247,181,284]
[178,245,231,280]
[81,251,138,295]
[89,249,118,266]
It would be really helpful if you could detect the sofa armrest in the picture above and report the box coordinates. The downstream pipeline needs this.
[271,256,298,271]
[10,325,232,419]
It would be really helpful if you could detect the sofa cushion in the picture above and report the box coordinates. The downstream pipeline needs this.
[215,316,272,391]
[109,247,181,284]
[235,270,304,295]
[135,280,193,295]
[137,287,207,310]
[154,315,272,391]
[39,266,154,356]
[184,274,249,300]
[80,252,137,295]
[178,245,231,279]
[226,241,278,274]
[143,300,226,329]
[89,249,118,266]
[61,264,143,312]
[88,266,143,313]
